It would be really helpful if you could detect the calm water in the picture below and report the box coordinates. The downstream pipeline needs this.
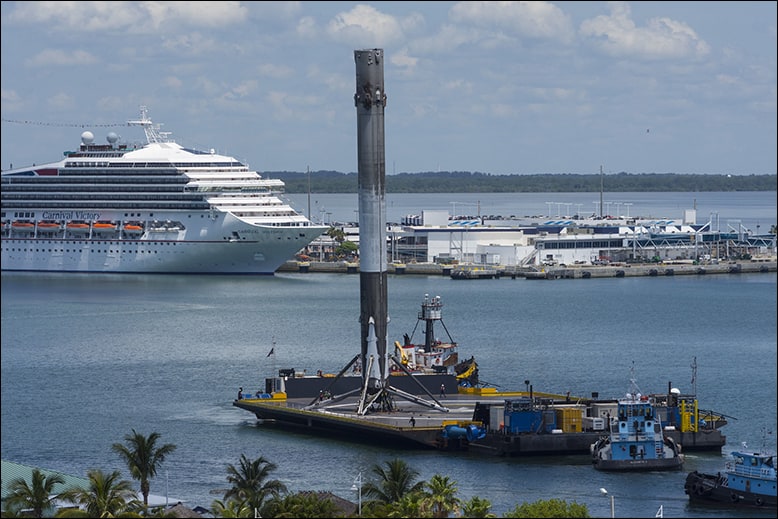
[2,192,776,518]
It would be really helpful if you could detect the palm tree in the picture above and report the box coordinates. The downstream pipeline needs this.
[55,468,141,518]
[4,468,65,517]
[460,496,496,518]
[361,458,426,505]
[263,491,342,518]
[422,474,460,518]
[111,429,177,506]
[223,454,287,514]
[385,493,425,518]
[503,498,590,518]
[326,226,346,244]
[209,498,253,518]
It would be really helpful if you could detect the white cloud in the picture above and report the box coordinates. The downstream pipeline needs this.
[296,16,319,39]
[442,78,474,95]
[259,63,295,80]
[579,1,710,60]
[46,93,75,110]
[0,1,774,175]
[226,80,258,99]
[1,89,23,112]
[411,1,573,55]
[449,1,574,42]
[389,47,419,72]
[7,1,247,33]
[530,87,579,102]
[163,76,184,89]
[326,4,405,47]
[411,23,481,54]
[141,1,248,29]
[305,65,351,94]
[27,49,98,67]
[160,33,222,55]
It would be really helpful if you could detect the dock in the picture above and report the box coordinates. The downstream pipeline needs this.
[279,259,776,278]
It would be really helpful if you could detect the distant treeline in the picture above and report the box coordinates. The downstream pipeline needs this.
[267,171,777,194]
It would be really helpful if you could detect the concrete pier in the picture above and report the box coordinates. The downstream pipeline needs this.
[279,260,776,277]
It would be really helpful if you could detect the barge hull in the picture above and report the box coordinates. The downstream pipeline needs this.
[468,430,724,456]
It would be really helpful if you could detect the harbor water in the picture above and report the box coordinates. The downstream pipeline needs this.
[2,192,776,518]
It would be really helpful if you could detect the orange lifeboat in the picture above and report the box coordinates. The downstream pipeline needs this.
[66,221,90,233]
[37,221,61,232]
[12,220,35,229]
[93,221,117,233]
[123,222,144,235]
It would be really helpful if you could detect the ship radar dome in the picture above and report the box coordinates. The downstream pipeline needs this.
[106,132,119,144]
[81,131,94,144]
[670,388,681,395]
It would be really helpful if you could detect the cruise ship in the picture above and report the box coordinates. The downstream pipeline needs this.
[1,107,328,274]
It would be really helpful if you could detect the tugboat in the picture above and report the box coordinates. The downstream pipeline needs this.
[684,441,776,509]
[590,367,684,471]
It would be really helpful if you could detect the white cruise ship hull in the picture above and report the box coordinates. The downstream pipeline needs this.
[2,215,323,275]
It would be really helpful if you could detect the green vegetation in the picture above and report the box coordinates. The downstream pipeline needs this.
[269,170,776,194]
[261,491,343,518]
[55,468,141,518]
[4,468,66,517]
[2,434,592,518]
[325,226,359,258]
[111,429,177,507]
[221,454,287,514]
[361,458,426,509]
[503,498,591,518]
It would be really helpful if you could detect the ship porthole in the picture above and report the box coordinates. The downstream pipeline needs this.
[755,497,763,506]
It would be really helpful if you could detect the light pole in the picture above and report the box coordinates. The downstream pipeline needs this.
[600,488,615,518]
[351,471,362,516]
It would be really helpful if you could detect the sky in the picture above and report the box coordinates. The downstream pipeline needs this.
[1,1,776,176]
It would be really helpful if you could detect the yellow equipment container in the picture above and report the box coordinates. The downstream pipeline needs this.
[555,407,583,433]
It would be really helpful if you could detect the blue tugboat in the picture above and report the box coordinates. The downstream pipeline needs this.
[685,442,776,509]
[590,368,684,471]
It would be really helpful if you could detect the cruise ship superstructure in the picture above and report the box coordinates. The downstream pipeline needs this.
[1,107,327,274]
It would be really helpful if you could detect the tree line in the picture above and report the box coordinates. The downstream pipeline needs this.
[267,170,777,194]
[2,429,590,518]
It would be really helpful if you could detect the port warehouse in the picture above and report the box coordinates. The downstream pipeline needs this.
[302,208,776,267]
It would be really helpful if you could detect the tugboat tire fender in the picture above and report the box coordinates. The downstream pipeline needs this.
[695,484,705,496]
[755,497,764,506]
[730,492,739,503]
